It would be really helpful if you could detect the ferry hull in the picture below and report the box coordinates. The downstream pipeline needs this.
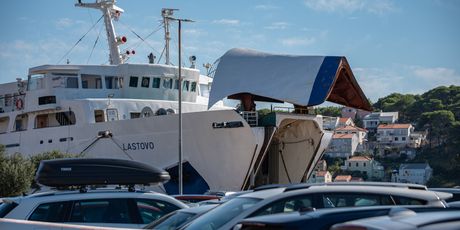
[3,110,264,192]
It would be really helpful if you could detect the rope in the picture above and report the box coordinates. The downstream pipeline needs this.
[118,20,163,56]
[279,149,292,183]
[87,24,104,64]
[57,15,104,64]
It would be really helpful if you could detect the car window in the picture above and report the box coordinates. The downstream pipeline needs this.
[135,199,180,224]
[69,199,133,224]
[392,196,427,205]
[145,211,195,230]
[29,201,71,222]
[184,197,261,230]
[0,201,18,218]
[321,193,393,208]
[251,195,314,217]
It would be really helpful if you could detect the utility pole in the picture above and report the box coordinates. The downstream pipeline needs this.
[167,16,194,195]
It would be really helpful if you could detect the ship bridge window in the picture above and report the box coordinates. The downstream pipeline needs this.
[94,110,105,123]
[183,80,190,91]
[199,83,210,97]
[82,74,102,89]
[191,82,197,92]
[28,74,45,90]
[152,77,161,88]
[14,114,28,131]
[129,76,139,87]
[141,77,150,88]
[0,117,9,133]
[163,78,173,89]
[105,76,120,89]
[38,96,56,105]
[52,73,78,88]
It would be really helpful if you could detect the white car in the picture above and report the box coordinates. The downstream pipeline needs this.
[0,188,189,228]
[182,183,452,230]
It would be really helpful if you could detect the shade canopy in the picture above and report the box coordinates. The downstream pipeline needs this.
[208,48,371,111]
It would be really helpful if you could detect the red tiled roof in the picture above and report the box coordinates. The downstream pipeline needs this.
[348,156,372,162]
[334,175,352,182]
[339,117,350,123]
[333,133,355,139]
[350,177,363,182]
[378,124,411,129]
[336,125,367,132]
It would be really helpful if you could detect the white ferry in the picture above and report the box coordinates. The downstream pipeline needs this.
[0,0,371,194]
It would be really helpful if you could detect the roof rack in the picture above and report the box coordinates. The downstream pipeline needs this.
[284,182,427,192]
[253,184,294,191]
[36,158,170,191]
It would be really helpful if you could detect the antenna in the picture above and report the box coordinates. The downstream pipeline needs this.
[162,8,178,65]
[75,0,126,65]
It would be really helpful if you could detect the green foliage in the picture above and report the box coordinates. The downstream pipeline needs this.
[315,106,342,117]
[0,148,79,197]
[0,147,33,197]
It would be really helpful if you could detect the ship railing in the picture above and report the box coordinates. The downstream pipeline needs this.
[240,111,258,127]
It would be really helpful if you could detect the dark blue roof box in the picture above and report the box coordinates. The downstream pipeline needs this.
[36,158,170,188]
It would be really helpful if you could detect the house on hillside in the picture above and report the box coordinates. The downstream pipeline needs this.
[335,126,368,144]
[363,111,399,132]
[338,117,355,128]
[325,133,359,158]
[377,123,413,147]
[308,170,332,183]
[341,107,371,120]
[392,163,433,185]
[341,156,385,181]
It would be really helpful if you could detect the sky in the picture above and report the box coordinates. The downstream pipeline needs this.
[1,0,459,102]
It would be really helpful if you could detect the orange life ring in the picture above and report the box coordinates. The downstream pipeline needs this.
[16,99,23,110]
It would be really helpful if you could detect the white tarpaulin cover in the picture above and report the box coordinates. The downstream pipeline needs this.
[208,48,371,111]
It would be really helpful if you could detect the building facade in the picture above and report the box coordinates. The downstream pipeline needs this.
[325,133,359,158]
[363,111,399,132]
[377,123,413,146]
[308,170,332,183]
[342,156,385,180]
[393,163,433,185]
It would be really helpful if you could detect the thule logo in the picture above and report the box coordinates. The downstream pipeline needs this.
[61,167,72,171]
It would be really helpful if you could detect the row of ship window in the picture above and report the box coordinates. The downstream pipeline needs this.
[47,73,197,92]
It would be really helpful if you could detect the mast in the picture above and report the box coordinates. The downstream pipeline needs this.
[162,9,178,65]
[75,0,125,65]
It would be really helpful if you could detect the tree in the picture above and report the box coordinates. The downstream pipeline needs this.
[0,147,33,197]
[315,106,342,117]
[418,110,455,146]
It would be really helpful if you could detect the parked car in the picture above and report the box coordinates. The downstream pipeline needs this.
[236,206,458,230]
[0,188,189,228]
[331,208,460,230]
[181,183,451,230]
[144,204,218,229]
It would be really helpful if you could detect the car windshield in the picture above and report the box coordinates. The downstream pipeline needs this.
[144,210,195,229]
[184,197,261,230]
